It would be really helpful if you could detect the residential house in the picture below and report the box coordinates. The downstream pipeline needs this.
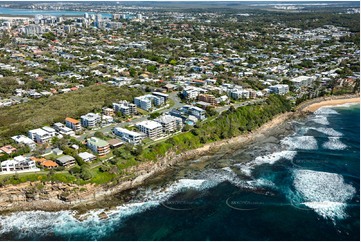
[0,145,17,155]
[78,152,96,162]
[56,155,76,167]
[31,157,58,169]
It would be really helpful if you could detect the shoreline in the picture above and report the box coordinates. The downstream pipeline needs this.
[0,94,358,215]
[302,97,359,112]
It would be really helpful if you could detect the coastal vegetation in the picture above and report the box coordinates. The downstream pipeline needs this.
[0,85,143,142]
[0,94,292,186]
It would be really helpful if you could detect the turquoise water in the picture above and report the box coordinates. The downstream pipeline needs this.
[0,7,111,18]
[0,103,359,240]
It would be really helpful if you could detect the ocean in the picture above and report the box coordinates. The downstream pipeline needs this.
[0,103,359,241]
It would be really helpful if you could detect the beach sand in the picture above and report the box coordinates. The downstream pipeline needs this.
[302,97,360,112]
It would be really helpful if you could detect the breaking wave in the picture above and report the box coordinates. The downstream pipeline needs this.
[322,137,347,150]
[310,127,343,137]
[311,115,330,125]
[235,151,297,176]
[314,107,339,115]
[292,169,356,221]
[281,136,318,150]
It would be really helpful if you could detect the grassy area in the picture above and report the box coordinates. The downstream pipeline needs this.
[0,85,144,142]
[136,108,149,116]
[0,170,77,185]
[98,151,114,161]
[89,169,116,184]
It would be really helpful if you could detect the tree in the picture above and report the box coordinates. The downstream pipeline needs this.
[149,112,161,119]
[80,167,93,180]
[131,145,143,156]
[169,59,177,65]
[94,131,106,139]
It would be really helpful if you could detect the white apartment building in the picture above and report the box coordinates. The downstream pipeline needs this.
[53,123,76,136]
[113,127,145,145]
[269,84,289,95]
[1,156,39,173]
[81,113,101,128]
[11,135,36,150]
[113,100,137,116]
[134,95,165,111]
[28,127,56,144]
[136,120,163,139]
[154,114,183,133]
[291,76,316,88]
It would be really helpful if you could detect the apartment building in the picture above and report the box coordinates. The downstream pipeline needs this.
[269,84,289,95]
[291,76,316,88]
[28,127,56,144]
[53,122,76,136]
[102,107,115,116]
[180,105,206,120]
[11,135,36,150]
[113,100,137,116]
[1,155,39,173]
[87,137,110,156]
[198,94,216,106]
[154,114,183,133]
[136,120,163,139]
[65,117,82,131]
[113,127,145,145]
[182,87,200,99]
[134,94,165,111]
[81,113,101,128]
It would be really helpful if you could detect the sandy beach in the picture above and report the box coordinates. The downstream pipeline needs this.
[302,97,360,112]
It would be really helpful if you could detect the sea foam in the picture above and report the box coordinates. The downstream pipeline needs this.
[281,136,318,150]
[311,127,343,137]
[322,137,347,150]
[236,151,297,176]
[292,169,355,221]
[311,115,330,125]
[314,107,339,115]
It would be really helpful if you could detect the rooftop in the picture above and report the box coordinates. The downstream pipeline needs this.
[136,120,162,129]
[87,137,109,147]
[65,117,80,124]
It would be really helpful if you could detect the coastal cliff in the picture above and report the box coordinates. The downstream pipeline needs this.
[1,93,359,214]
[0,111,298,214]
